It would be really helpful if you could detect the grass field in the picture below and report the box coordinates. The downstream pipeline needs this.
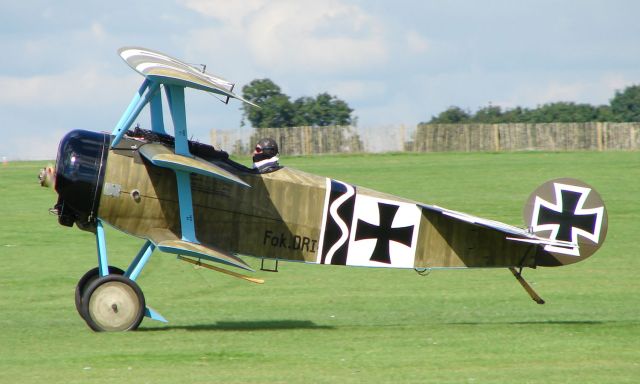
[1,151,638,383]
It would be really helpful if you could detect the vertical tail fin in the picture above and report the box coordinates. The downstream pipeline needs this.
[523,178,608,266]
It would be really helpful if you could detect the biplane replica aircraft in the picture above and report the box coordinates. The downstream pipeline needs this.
[40,47,608,332]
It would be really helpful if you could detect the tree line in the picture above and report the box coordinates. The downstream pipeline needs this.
[241,79,355,128]
[425,85,640,124]
[240,79,640,128]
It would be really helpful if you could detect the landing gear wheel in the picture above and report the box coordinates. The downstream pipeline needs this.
[80,275,146,332]
[75,266,125,317]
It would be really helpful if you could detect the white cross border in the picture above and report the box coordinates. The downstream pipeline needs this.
[531,183,604,256]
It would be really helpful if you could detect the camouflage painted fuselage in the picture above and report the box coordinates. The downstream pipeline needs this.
[97,138,539,270]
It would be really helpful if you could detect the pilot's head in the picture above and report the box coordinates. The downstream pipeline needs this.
[253,138,279,163]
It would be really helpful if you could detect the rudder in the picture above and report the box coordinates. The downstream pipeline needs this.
[523,178,608,266]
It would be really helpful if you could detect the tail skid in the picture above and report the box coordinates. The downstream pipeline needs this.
[509,267,545,304]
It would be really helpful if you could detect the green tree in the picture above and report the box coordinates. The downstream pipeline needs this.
[610,85,640,122]
[242,79,355,128]
[595,105,613,121]
[305,93,354,126]
[241,79,294,128]
[530,102,604,123]
[427,106,471,124]
[291,97,315,126]
[424,85,640,124]
[500,106,529,123]
[473,105,503,123]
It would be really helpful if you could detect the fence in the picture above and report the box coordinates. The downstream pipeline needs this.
[211,122,640,155]
[211,125,366,156]
[410,122,640,152]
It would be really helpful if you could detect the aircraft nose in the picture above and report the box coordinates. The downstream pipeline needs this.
[53,130,110,230]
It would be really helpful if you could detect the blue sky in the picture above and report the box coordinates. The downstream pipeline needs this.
[2,0,639,159]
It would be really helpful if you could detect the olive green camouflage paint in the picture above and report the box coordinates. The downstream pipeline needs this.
[98,146,538,269]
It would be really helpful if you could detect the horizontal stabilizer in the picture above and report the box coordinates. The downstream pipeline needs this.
[506,236,577,249]
[147,228,254,271]
[420,203,578,250]
[421,204,532,238]
[139,143,249,187]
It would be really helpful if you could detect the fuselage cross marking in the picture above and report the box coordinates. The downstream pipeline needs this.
[354,202,414,264]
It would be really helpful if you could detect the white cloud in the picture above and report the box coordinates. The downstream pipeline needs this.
[0,69,136,108]
[182,0,264,26]
[181,0,389,73]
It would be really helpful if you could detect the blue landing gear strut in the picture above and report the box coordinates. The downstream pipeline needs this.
[75,220,167,332]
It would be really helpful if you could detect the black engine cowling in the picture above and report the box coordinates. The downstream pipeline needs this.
[54,130,110,230]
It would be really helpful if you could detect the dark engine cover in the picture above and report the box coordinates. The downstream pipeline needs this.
[54,130,110,230]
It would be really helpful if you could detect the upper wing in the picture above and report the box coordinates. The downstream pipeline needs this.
[118,46,258,107]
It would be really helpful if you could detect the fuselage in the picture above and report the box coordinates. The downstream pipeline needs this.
[54,129,539,270]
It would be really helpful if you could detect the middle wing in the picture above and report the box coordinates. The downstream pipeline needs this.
[139,143,249,187]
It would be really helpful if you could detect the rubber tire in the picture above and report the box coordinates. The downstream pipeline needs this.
[75,266,125,318]
[81,274,146,332]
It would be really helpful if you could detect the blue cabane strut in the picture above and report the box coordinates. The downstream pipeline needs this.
[96,78,198,323]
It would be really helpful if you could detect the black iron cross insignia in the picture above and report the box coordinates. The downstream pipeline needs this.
[354,202,414,264]
[534,185,601,244]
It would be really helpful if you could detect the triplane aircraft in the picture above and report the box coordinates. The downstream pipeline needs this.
[40,47,608,332]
